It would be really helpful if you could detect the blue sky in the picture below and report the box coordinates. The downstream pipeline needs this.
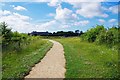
[0,0,119,33]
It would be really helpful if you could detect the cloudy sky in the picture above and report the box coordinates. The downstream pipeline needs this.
[0,0,119,33]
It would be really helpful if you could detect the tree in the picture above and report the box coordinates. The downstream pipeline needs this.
[0,22,13,45]
[75,30,79,33]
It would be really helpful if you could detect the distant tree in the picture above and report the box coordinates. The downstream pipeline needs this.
[75,30,79,33]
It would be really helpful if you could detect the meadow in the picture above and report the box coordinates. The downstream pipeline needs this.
[55,37,118,78]
[2,38,52,79]
[1,22,119,79]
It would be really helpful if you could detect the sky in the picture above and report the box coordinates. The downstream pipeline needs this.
[0,0,119,33]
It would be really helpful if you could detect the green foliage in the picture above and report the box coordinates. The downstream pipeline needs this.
[0,22,13,45]
[81,25,106,42]
[55,37,118,78]
[0,22,37,52]
[81,25,119,48]
[2,39,53,79]
[1,22,53,79]
[96,27,118,46]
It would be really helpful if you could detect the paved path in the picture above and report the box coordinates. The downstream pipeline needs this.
[25,40,66,78]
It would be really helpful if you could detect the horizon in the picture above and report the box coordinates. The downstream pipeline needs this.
[0,1,119,33]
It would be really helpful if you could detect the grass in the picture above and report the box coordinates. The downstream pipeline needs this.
[55,37,118,78]
[0,44,2,80]
[2,39,53,79]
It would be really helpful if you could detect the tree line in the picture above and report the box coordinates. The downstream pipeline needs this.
[28,30,83,37]
[48,30,83,37]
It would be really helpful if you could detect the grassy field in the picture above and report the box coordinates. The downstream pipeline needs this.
[55,37,118,78]
[2,39,52,79]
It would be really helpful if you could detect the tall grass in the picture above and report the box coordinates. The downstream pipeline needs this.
[55,37,118,78]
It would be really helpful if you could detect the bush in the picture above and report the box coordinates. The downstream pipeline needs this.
[96,27,118,46]
[81,25,106,42]
[81,25,119,48]
[0,22,40,53]
[96,30,107,44]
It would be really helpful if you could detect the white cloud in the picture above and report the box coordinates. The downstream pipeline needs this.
[55,5,78,22]
[101,14,109,18]
[74,20,89,26]
[36,20,71,31]
[46,0,106,8]
[64,0,105,3]
[34,0,49,2]
[39,20,57,28]
[61,25,70,29]
[14,6,27,11]
[13,12,31,21]
[108,19,117,23]
[0,10,11,16]
[47,0,61,7]
[0,10,32,33]
[65,0,106,9]
[55,5,71,20]
[1,1,118,33]
[98,19,105,23]
[102,5,119,14]
[0,9,74,32]
[0,10,60,32]
[109,5,118,14]
[75,2,108,18]
[34,20,57,32]
[71,13,79,20]
[1,0,119,2]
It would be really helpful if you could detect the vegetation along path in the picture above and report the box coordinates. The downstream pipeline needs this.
[25,40,66,78]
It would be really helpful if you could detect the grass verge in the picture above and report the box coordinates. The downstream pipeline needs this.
[2,39,53,79]
[55,37,118,78]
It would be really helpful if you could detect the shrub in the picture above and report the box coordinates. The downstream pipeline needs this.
[81,25,119,48]
[81,25,106,42]
[96,30,107,44]
[0,22,35,52]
